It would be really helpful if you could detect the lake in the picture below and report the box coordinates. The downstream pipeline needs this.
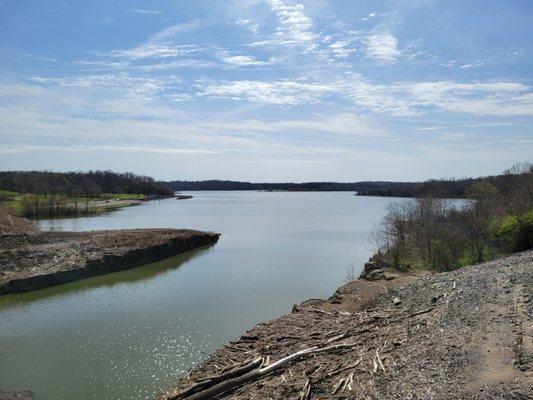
[0,191,397,399]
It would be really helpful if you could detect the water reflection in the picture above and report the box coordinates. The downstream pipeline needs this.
[0,246,215,310]
[1,192,394,400]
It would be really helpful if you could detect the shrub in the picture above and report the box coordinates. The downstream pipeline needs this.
[494,210,533,252]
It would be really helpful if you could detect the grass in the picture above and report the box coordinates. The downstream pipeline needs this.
[0,191,146,218]
[4,200,23,215]
[0,188,20,197]
[100,193,146,200]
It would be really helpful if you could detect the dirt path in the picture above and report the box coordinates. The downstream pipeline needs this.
[158,251,532,400]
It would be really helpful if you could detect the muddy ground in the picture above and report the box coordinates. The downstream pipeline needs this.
[158,251,532,400]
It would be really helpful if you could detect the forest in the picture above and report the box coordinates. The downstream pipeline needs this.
[0,170,173,218]
[0,170,173,197]
[166,180,411,192]
[166,172,527,198]
[371,163,533,271]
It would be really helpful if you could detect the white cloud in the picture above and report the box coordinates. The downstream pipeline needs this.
[97,21,203,62]
[269,113,378,136]
[105,45,202,60]
[129,9,160,15]
[197,79,334,105]
[28,74,180,100]
[328,41,355,58]
[146,21,202,45]
[218,53,274,66]
[194,74,531,117]
[234,18,259,33]
[365,33,400,63]
[441,59,456,68]
[459,60,485,69]
[22,53,57,63]
[344,79,533,116]
[255,0,317,48]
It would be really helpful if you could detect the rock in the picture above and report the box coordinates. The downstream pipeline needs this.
[392,296,401,305]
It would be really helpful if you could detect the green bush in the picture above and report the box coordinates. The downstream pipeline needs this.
[494,210,533,252]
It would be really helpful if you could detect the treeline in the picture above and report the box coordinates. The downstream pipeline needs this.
[0,170,173,218]
[372,163,533,271]
[166,180,410,192]
[167,174,528,198]
[357,170,530,198]
[0,170,173,197]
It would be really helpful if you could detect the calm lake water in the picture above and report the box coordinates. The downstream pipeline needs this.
[0,191,397,399]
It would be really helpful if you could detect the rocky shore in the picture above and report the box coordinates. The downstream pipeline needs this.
[157,251,532,400]
[0,206,220,295]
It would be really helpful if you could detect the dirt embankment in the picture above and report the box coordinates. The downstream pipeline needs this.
[0,206,220,295]
[0,206,38,235]
[158,251,532,400]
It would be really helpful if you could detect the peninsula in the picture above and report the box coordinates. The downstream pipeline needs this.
[0,207,220,295]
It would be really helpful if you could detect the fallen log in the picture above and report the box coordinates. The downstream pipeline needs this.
[173,343,357,400]
[171,357,262,399]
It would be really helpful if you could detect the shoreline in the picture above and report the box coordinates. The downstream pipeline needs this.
[157,251,532,400]
[0,205,220,295]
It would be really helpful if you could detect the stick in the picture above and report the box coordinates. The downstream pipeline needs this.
[175,343,357,400]
[172,357,262,399]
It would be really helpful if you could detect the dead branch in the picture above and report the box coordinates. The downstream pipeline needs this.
[173,343,357,400]
[172,357,262,399]
[299,378,311,400]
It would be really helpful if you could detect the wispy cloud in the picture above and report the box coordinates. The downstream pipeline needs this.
[218,52,275,67]
[28,74,181,100]
[251,0,317,49]
[234,18,259,34]
[459,60,485,69]
[105,44,202,60]
[365,32,400,63]
[197,79,334,105]
[195,75,533,116]
[328,40,356,58]
[0,145,220,155]
[22,53,57,63]
[98,21,204,62]
[129,9,160,15]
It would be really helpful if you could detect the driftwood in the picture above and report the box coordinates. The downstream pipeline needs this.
[171,357,262,399]
[299,378,311,400]
[172,343,357,400]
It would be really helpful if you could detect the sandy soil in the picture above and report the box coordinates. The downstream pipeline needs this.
[90,198,144,208]
[158,251,532,400]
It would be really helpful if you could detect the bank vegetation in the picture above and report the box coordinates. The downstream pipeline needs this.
[0,170,173,218]
[372,163,533,271]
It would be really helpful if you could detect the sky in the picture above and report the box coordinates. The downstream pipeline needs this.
[0,0,532,182]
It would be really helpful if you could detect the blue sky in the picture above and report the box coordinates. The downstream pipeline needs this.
[0,0,532,181]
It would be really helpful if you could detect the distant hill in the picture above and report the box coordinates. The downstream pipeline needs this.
[165,180,411,193]
[166,166,532,199]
